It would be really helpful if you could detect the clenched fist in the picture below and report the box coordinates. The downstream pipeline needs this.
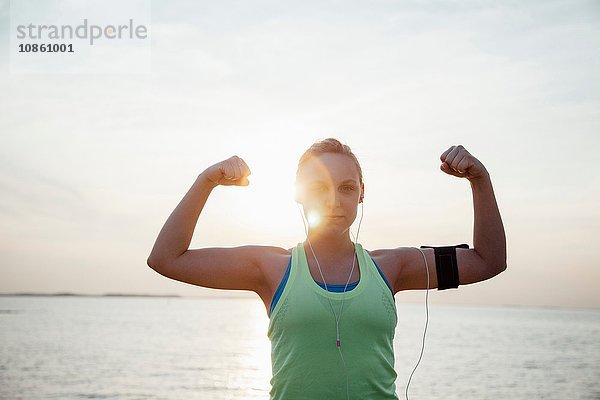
[440,145,488,181]
[204,155,251,187]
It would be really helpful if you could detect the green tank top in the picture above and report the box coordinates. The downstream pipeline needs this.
[267,242,399,400]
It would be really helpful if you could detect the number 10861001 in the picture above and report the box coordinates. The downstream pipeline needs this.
[18,43,74,53]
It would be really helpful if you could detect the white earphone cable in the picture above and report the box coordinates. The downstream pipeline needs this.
[405,247,430,400]
[296,201,364,400]
[296,200,429,400]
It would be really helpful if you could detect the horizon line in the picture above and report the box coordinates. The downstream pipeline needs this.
[0,292,597,311]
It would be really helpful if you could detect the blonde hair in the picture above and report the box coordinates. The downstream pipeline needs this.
[296,137,363,186]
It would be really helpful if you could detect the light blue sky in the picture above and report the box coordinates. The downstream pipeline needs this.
[1,0,598,308]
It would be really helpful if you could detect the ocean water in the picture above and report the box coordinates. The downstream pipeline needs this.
[0,295,598,400]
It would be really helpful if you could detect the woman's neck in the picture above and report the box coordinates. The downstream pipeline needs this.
[304,230,356,261]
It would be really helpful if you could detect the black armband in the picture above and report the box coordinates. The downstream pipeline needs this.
[419,244,469,290]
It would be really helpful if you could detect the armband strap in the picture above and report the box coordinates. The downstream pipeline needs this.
[419,244,469,290]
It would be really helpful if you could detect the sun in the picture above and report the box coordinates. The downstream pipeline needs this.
[228,152,301,239]
[215,139,345,242]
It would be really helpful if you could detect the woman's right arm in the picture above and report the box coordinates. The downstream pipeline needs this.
[146,156,270,292]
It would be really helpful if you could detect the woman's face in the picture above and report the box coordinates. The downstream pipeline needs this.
[296,153,364,234]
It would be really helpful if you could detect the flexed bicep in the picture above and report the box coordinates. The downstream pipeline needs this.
[395,245,500,291]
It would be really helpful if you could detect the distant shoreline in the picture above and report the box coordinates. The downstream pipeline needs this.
[0,292,256,300]
[0,292,182,298]
[0,293,597,311]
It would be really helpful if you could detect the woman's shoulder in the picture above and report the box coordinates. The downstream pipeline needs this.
[364,246,407,272]
[252,245,294,297]
[253,245,293,269]
[364,246,407,295]
[364,246,402,261]
[256,244,293,255]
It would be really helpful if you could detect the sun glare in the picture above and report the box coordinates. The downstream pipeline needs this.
[230,151,300,237]
[223,143,342,240]
[306,210,321,228]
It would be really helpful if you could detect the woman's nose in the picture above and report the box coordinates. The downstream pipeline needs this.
[325,190,341,207]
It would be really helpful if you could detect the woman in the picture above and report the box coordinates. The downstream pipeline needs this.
[147,138,507,400]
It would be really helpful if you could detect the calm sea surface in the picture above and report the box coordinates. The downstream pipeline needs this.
[0,296,598,400]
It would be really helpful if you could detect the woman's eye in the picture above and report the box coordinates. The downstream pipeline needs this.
[309,185,354,193]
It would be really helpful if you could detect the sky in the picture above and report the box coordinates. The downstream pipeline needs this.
[0,0,598,309]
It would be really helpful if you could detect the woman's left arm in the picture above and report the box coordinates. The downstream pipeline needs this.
[440,145,507,279]
[394,145,507,292]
